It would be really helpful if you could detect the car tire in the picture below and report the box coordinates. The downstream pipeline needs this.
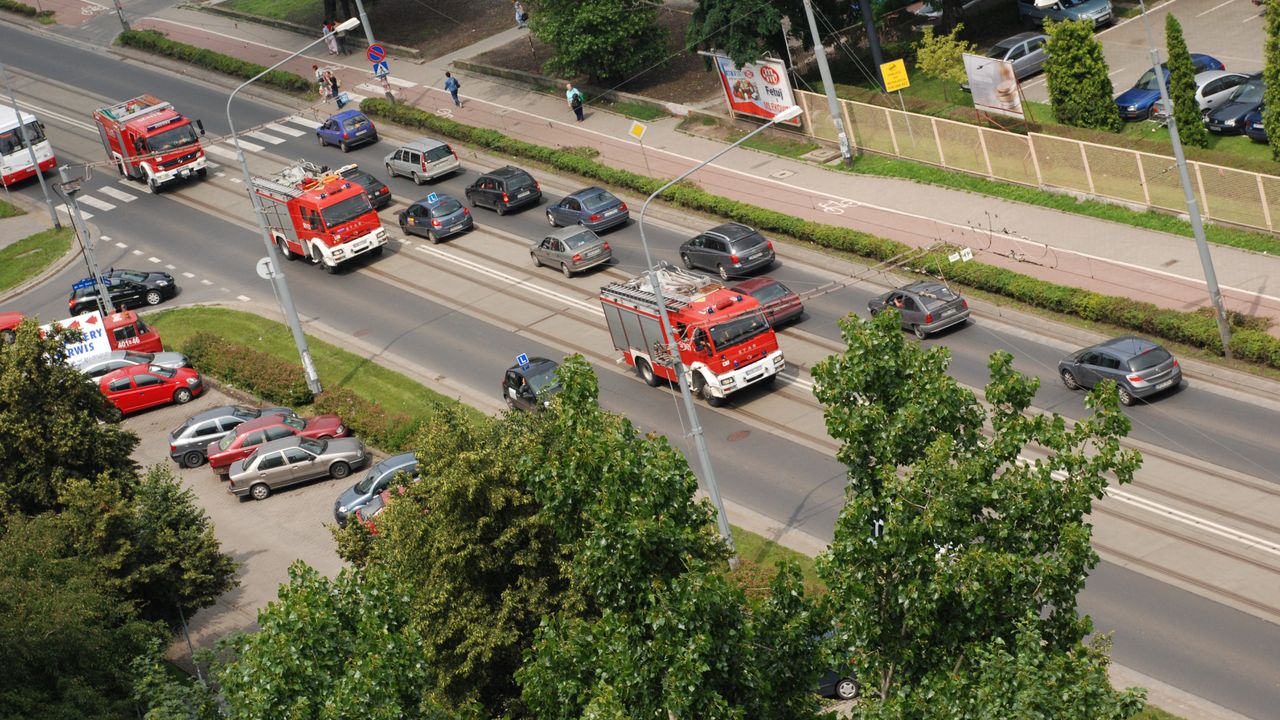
[412,172,423,185]
[636,358,659,387]
[1060,369,1079,391]
[834,678,860,701]
[385,163,395,178]
[427,230,442,244]
[181,450,205,469]
[278,238,296,261]
[497,202,507,216]
[324,261,339,275]
[329,461,351,479]
[561,262,572,278]
[145,290,163,306]
[531,252,542,268]
[717,264,729,280]
[173,388,193,404]
[505,393,516,409]
[340,140,350,153]
[317,134,326,147]
[913,324,927,340]
[250,483,271,501]
[681,253,693,270]
[547,212,558,227]
[1118,386,1135,407]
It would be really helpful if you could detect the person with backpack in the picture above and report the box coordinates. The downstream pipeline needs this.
[514,1,529,28]
[445,71,462,107]
[565,83,584,123]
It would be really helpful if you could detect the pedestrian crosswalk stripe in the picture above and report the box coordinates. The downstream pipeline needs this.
[356,83,382,93]
[231,138,264,153]
[116,242,128,249]
[266,122,305,137]
[344,92,367,104]
[78,195,116,211]
[57,205,92,220]
[203,144,238,160]
[287,115,318,129]
[246,130,286,145]
[386,76,416,88]
[98,186,138,202]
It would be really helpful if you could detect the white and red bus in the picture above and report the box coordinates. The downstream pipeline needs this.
[0,105,56,187]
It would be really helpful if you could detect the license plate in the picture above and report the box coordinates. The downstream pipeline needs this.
[1155,379,1173,390]
[604,209,617,216]
[517,191,530,198]
[451,224,464,232]
[179,169,190,177]
[942,309,954,317]
[750,252,763,260]
[586,248,600,258]
[355,130,367,135]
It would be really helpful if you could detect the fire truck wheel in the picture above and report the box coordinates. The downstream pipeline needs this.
[278,239,295,261]
[115,158,125,175]
[148,176,161,194]
[681,253,693,270]
[324,261,339,275]
[694,374,724,407]
[636,359,659,387]
[197,167,208,179]
[560,263,572,278]
[530,252,541,268]
[371,246,384,257]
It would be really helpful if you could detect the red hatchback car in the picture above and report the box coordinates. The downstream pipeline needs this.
[99,363,203,414]
[206,413,348,475]
[729,276,805,327]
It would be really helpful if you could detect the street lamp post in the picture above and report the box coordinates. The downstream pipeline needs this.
[637,105,804,566]
[226,17,360,395]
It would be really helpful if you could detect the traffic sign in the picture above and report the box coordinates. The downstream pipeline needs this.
[255,256,277,280]
[880,59,910,93]
[73,278,96,291]
[366,44,386,63]
[372,60,389,77]
[426,192,438,203]
[515,352,529,367]
[628,121,647,141]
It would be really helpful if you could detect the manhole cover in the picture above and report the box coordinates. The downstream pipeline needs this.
[727,430,750,442]
[353,328,371,338]
[770,169,796,179]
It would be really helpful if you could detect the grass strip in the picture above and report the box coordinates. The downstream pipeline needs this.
[0,0,54,22]
[0,227,71,293]
[0,198,26,218]
[731,524,822,590]
[116,30,312,94]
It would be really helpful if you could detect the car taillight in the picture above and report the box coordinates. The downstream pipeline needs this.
[1127,374,1144,383]
[421,158,428,170]
[767,240,774,250]
[961,299,969,308]
[924,313,933,323]
[730,254,740,263]
[589,213,602,222]
[502,192,510,202]
[462,208,470,215]
[534,181,540,190]
[572,253,582,263]
[170,444,176,453]
[431,218,442,227]
[1172,359,1179,367]
[619,201,627,211]
[342,131,349,139]
[451,151,458,161]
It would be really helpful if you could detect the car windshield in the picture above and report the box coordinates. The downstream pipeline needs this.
[525,365,560,394]
[430,198,463,216]
[1059,0,1091,7]
[562,230,596,249]
[1135,68,1162,91]
[708,310,771,351]
[171,420,190,437]
[320,194,374,228]
[988,42,1016,59]
[151,366,177,378]
[282,415,305,431]
[1128,347,1172,371]
[147,124,199,153]
[743,282,789,303]
[299,437,326,454]
[425,145,453,162]
[0,120,45,154]
[579,190,616,210]
[1232,80,1265,104]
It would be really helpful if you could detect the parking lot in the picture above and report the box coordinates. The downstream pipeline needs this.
[126,387,352,659]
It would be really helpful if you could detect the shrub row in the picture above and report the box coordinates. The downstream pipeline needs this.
[361,98,1280,372]
[117,30,312,94]
[0,0,53,20]
[182,332,424,452]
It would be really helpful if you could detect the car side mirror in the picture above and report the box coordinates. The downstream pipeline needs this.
[309,456,317,462]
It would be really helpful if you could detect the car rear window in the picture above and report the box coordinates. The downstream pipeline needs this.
[342,116,368,131]
[430,198,463,216]
[744,282,789,303]
[562,230,595,249]
[729,232,768,252]
[579,191,615,211]
[425,145,453,162]
[988,42,1016,59]
[1128,347,1172,372]
[506,173,535,192]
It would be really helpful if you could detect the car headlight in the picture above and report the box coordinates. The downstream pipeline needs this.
[1128,105,1137,112]
[1225,119,1237,127]
[186,377,200,386]
[335,425,345,434]
[338,505,348,513]
[156,280,169,287]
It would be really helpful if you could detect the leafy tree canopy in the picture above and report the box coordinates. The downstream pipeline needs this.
[687,0,784,68]
[530,0,669,82]
[1263,0,1280,159]
[915,24,974,89]
[1043,19,1123,131]
[1165,13,1210,148]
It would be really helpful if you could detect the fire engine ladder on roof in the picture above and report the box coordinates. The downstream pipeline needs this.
[99,94,170,123]
[601,262,722,313]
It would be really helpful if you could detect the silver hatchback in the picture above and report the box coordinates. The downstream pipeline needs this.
[530,226,612,277]
[384,139,461,185]
[867,281,970,338]
[228,436,369,501]
[1058,337,1182,406]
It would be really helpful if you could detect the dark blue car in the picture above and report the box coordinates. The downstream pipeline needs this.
[399,193,473,244]
[1115,54,1224,120]
[1245,104,1268,143]
[545,186,630,233]
[316,110,378,152]
[1206,72,1264,134]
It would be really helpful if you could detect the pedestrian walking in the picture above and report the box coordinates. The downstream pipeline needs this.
[314,64,330,99]
[444,72,462,107]
[322,21,339,55]
[324,71,343,107]
[514,1,528,27]
[565,83,584,123]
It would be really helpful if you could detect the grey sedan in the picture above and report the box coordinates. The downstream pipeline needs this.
[333,451,417,527]
[79,350,190,379]
[679,223,775,280]
[228,436,369,501]
[868,281,971,338]
[530,226,612,277]
[168,404,296,468]
[546,186,629,232]
[1058,336,1182,406]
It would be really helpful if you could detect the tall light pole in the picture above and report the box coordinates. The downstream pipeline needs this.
[800,0,853,164]
[637,105,804,565]
[1,62,61,229]
[226,17,359,395]
[52,165,114,316]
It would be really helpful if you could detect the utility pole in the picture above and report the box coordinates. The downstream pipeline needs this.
[110,0,129,32]
[800,0,853,164]
[349,0,395,103]
[54,165,115,316]
[857,0,885,88]
[1,63,60,229]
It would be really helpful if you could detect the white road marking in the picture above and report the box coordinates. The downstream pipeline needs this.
[245,130,286,145]
[165,264,176,270]
[57,205,92,220]
[115,242,128,248]
[200,279,213,285]
[1107,487,1280,559]
[287,115,319,129]
[343,92,368,104]
[386,76,416,88]
[231,138,264,153]
[356,83,383,93]
[215,171,227,177]
[202,143,239,160]
[78,195,116,211]
[147,256,161,263]
[1197,0,1238,16]
[131,249,144,256]
[97,186,138,202]
[266,122,305,137]
[182,272,195,278]
[236,295,251,302]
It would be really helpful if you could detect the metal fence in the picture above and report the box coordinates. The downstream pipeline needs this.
[794,90,1280,234]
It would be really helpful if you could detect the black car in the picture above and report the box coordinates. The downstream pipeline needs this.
[502,356,562,411]
[679,223,775,280]
[337,164,392,210]
[465,165,542,215]
[68,268,178,315]
[1205,72,1263,134]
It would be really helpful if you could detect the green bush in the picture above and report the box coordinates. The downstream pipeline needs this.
[311,386,421,452]
[117,30,311,94]
[358,100,1280,372]
[0,0,53,19]
[182,332,314,407]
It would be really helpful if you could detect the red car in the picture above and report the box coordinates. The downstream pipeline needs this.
[206,413,347,475]
[729,276,805,327]
[99,363,203,414]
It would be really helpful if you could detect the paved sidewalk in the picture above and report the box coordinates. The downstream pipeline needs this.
[131,6,1280,337]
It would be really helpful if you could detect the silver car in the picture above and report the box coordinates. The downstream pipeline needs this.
[867,281,971,339]
[530,226,612,277]
[79,350,190,379]
[1018,0,1113,28]
[333,451,417,527]
[984,32,1046,81]
[228,436,369,501]
[384,138,461,185]
[1057,336,1182,406]
[168,404,296,468]
[1152,70,1252,118]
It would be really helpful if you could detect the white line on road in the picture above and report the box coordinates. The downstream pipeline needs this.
[147,256,161,263]
[77,195,116,211]
[287,115,318,129]
[56,205,92,220]
[343,92,368,104]
[200,279,213,285]
[182,272,195,278]
[1197,0,1238,16]
[230,138,264,153]
[97,186,138,202]
[386,76,416,88]
[236,295,251,302]
[165,264,176,270]
[245,130,286,145]
[131,249,144,256]
[202,143,239,160]
[1108,487,1280,559]
[115,242,128,248]
[416,244,601,314]
[13,98,96,132]
[265,122,305,137]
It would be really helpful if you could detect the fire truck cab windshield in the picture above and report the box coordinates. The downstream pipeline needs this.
[707,310,770,352]
[146,124,199,153]
[321,194,373,228]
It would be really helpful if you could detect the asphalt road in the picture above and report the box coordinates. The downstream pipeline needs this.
[4,22,1280,719]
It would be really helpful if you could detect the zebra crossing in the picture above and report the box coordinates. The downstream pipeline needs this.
[55,115,337,221]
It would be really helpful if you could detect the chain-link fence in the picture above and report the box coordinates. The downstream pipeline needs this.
[794,90,1279,233]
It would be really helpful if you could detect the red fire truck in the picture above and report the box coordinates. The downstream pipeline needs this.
[1,310,163,359]
[600,264,785,405]
[93,94,207,193]
[251,160,388,274]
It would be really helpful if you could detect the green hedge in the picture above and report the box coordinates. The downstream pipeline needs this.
[117,30,312,94]
[0,0,53,20]
[183,332,314,407]
[311,386,420,452]
[361,98,1280,372]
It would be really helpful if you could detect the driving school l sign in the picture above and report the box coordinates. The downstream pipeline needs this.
[705,53,801,128]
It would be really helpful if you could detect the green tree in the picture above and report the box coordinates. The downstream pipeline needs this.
[810,311,1145,714]
[0,514,158,720]
[1043,19,1123,131]
[530,0,668,82]
[687,0,783,67]
[1265,0,1280,159]
[1165,13,1209,148]
[915,24,974,102]
[0,320,138,514]
[57,465,238,629]
[516,358,824,720]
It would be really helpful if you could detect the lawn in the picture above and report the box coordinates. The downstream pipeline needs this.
[146,306,465,422]
[0,197,24,218]
[0,227,71,293]
[731,524,822,589]
[222,0,317,25]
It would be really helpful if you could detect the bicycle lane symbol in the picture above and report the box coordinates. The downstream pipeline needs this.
[818,198,859,215]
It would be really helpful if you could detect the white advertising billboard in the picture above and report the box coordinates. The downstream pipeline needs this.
[710,54,802,128]
[41,311,111,366]
[962,53,1025,120]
